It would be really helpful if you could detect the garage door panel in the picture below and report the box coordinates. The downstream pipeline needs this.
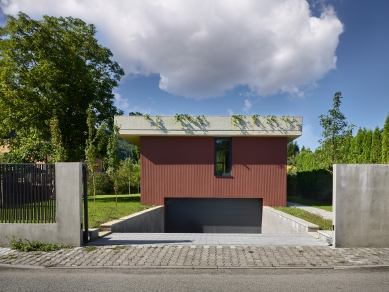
[165,198,262,233]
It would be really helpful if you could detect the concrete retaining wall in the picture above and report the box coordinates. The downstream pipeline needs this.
[333,164,389,248]
[101,206,164,233]
[0,163,83,247]
[262,206,319,234]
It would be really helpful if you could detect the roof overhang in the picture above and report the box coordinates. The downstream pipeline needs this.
[115,115,303,147]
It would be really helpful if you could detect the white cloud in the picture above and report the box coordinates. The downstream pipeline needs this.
[227,109,234,116]
[243,99,252,113]
[1,0,343,99]
[113,91,129,113]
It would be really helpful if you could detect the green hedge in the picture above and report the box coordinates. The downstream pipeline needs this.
[296,169,332,203]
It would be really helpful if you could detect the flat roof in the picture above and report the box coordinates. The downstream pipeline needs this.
[115,115,302,146]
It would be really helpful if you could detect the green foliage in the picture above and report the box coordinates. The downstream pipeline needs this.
[382,114,389,164]
[266,115,277,126]
[174,114,193,126]
[287,166,297,197]
[231,115,244,128]
[115,158,141,194]
[361,129,372,163]
[0,12,124,162]
[348,128,365,163]
[296,169,333,202]
[87,194,152,228]
[287,141,300,166]
[370,126,382,164]
[287,197,332,212]
[118,138,136,161]
[83,246,97,252]
[318,92,354,171]
[273,207,332,230]
[9,237,70,252]
[195,115,206,125]
[296,148,318,172]
[251,114,260,126]
[129,112,143,116]
[87,172,111,196]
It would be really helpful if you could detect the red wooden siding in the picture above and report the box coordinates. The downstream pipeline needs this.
[140,136,287,206]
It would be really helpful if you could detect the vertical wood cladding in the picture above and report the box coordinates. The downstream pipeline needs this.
[140,136,287,206]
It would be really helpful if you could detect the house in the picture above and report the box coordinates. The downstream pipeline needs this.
[115,115,302,233]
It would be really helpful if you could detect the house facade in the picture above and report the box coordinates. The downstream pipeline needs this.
[115,115,302,233]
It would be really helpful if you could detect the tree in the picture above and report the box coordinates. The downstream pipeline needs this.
[116,158,141,194]
[0,12,124,161]
[106,124,120,207]
[287,141,300,166]
[370,126,382,164]
[85,106,108,207]
[349,128,365,163]
[382,114,389,164]
[317,92,354,171]
[296,147,317,172]
[361,129,372,163]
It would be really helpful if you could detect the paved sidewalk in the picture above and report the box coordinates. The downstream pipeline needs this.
[287,202,333,220]
[1,245,389,269]
[91,233,327,246]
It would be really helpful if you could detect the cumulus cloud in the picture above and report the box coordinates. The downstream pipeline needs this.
[1,0,343,99]
[243,99,252,113]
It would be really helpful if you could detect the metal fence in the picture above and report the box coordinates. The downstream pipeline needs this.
[0,164,56,223]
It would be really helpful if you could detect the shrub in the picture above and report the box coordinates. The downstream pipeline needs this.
[88,172,112,196]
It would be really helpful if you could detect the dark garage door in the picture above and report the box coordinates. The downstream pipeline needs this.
[165,198,262,233]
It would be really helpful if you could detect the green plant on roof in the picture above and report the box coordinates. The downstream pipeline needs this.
[143,114,150,120]
[251,114,260,126]
[174,114,193,127]
[155,116,161,127]
[266,115,277,126]
[195,115,206,126]
[231,114,244,129]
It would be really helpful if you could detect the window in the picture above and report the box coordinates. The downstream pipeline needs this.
[215,137,232,176]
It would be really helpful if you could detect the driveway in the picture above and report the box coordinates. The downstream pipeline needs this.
[90,233,327,246]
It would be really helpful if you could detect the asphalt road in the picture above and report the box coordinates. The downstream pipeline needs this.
[1,267,389,292]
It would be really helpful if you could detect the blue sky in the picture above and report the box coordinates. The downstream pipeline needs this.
[1,0,388,150]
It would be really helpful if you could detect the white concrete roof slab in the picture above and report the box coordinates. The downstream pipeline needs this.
[115,115,302,146]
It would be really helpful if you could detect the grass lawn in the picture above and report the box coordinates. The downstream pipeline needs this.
[273,206,332,230]
[86,194,153,228]
[287,197,332,212]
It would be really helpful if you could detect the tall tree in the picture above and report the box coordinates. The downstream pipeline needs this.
[349,128,365,163]
[317,92,354,171]
[370,126,382,164]
[0,12,124,161]
[362,129,372,163]
[382,114,389,164]
[106,124,120,207]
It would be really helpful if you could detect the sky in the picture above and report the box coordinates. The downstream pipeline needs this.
[0,0,388,150]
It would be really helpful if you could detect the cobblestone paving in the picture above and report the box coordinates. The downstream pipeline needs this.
[1,246,389,269]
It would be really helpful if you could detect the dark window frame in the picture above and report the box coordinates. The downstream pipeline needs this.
[214,137,232,177]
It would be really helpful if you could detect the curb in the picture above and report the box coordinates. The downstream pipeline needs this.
[0,264,45,269]
[334,265,389,270]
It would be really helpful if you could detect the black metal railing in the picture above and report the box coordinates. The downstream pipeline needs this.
[0,163,56,223]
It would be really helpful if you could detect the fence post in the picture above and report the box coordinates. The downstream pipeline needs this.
[55,162,83,247]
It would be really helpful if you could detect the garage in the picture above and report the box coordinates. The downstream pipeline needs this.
[165,198,262,233]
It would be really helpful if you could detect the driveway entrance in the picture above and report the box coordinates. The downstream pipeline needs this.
[90,233,327,246]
